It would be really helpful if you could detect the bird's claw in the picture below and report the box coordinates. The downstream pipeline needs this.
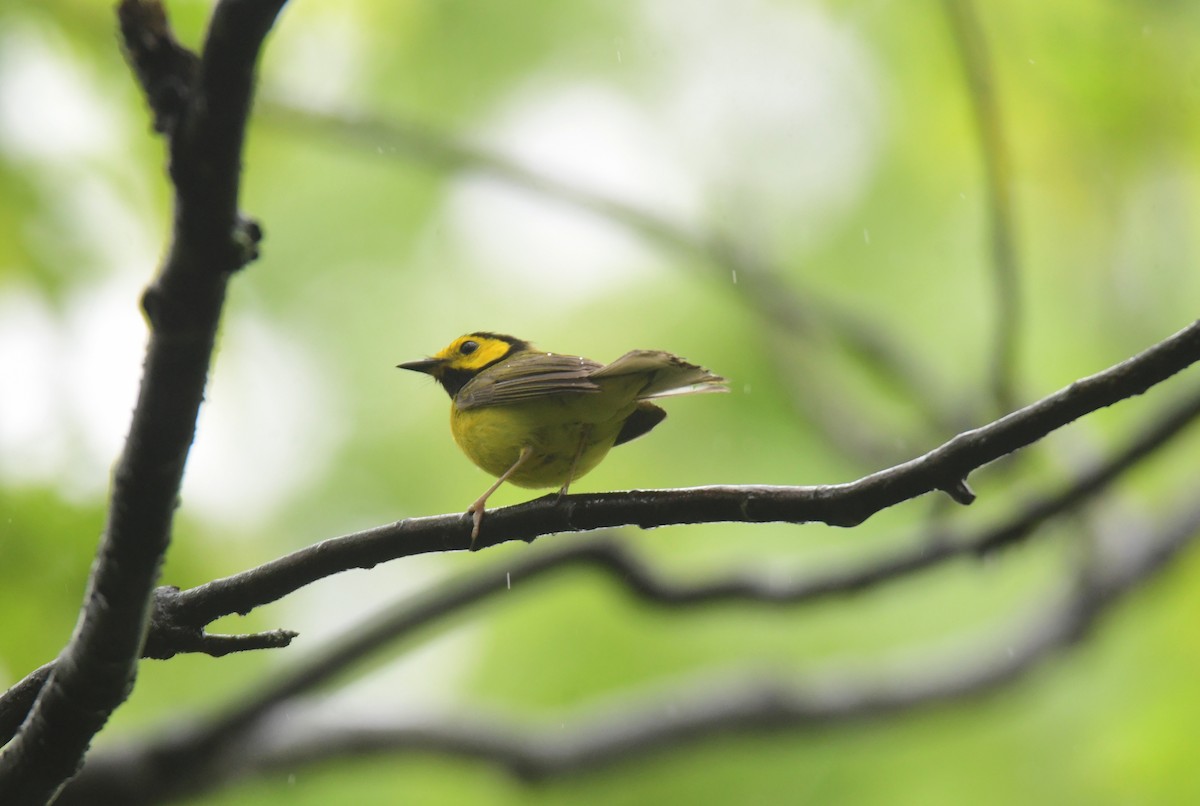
[467,503,484,549]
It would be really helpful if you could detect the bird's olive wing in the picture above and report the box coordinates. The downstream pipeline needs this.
[455,352,605,410]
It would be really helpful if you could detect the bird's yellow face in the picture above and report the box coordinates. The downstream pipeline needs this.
[398,332,532,397]
[432,334,524,372]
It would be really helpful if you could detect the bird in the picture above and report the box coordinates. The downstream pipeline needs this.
[398,332,728,545]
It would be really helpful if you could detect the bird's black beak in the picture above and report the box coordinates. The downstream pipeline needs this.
[397,357,442,375]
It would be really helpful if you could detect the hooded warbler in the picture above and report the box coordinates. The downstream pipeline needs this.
[399,332,728,544]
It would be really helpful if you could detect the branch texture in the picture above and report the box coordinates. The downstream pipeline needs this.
[0,2,285,802]
[4,321,1198,756]
[58,502,1200,803]
[54,383,1200,795]
[171,319,1200,622]
[58,373,1200,791]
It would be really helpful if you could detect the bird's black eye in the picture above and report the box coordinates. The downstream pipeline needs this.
[460,340,479,355]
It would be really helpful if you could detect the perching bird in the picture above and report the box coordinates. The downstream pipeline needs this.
[398,332,728,544]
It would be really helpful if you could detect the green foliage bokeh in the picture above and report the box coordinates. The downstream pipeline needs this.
[2,1,1199,803]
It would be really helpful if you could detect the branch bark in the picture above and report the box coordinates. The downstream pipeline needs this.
[68,376,1200,776]
[4,320,1199,757]
[57,502,1200,803]
[52,384,1200,790]
[165,317,1200,621]
[0,2,286,802]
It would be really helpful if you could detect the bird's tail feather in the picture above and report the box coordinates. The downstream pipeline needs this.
[593,350,728,399]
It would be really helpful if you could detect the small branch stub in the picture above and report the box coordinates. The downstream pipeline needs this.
[942,479,977,505]
[232,215,264,267]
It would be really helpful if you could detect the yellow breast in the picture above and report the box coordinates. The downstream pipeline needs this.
[450,390,638,489]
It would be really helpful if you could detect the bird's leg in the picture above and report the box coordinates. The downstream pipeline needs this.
[468,445,533,547]
[558,425,592,500]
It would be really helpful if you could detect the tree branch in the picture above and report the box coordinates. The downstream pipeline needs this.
[0,623,294,752]
[168,318,1200,622]
[0,665,54,756]
[4,321,1198,756]
[58,501,1200,802]
[0,2,285,801]
[68,383,1200,769]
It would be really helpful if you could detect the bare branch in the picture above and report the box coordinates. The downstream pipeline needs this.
[0,626,295,752]
[78,384,1200,756]
[0,665,54,754]
[116,0,198,135]
[942,0,1022,412]
[5,325,1198,755]
[58,504,1200,803]
[0,1,286,801]
[141,627,299,661]
[48,367,1200,803]
[169,318,1200,623]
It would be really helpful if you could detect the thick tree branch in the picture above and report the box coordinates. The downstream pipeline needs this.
[58,502,1200,803]
[0,1,285,802]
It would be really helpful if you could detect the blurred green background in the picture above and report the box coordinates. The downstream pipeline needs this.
[3,0,1200,803]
